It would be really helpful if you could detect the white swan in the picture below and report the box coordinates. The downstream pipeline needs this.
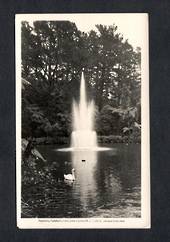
[64,168,75,181]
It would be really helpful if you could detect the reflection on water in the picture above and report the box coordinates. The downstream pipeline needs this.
[22,144,141,218]
[71,150,97,212]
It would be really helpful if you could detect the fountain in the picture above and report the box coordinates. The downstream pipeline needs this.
[71,72,97,149]
[57,71,110,152]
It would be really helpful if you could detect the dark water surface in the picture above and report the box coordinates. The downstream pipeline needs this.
[22,144,141,218]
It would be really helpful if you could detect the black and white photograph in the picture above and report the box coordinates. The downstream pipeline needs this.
[16,13,150,228]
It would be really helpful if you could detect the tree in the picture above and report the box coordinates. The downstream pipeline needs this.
[85,24,141,111]
[21,21,86,137]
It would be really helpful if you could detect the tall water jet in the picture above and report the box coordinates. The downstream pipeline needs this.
[71,72,97,149]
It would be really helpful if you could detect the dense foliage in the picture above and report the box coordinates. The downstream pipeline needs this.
[21,21,141,142]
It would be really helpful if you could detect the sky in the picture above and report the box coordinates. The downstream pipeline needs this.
[25,13,148,49]
[58,14,147,48]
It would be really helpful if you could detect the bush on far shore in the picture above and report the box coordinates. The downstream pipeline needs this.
[31,133,140,146]
[98,134,140,144]
[34,136,70,145]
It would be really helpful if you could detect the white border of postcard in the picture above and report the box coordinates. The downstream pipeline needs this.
[16,13,150,229]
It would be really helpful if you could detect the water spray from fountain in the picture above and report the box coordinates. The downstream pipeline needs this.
[57,71,111,152]
[71,72,97,149]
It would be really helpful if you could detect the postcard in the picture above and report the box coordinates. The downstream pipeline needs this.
[16,13,150,228]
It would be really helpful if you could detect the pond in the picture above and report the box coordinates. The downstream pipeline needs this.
[22,143,141,218]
